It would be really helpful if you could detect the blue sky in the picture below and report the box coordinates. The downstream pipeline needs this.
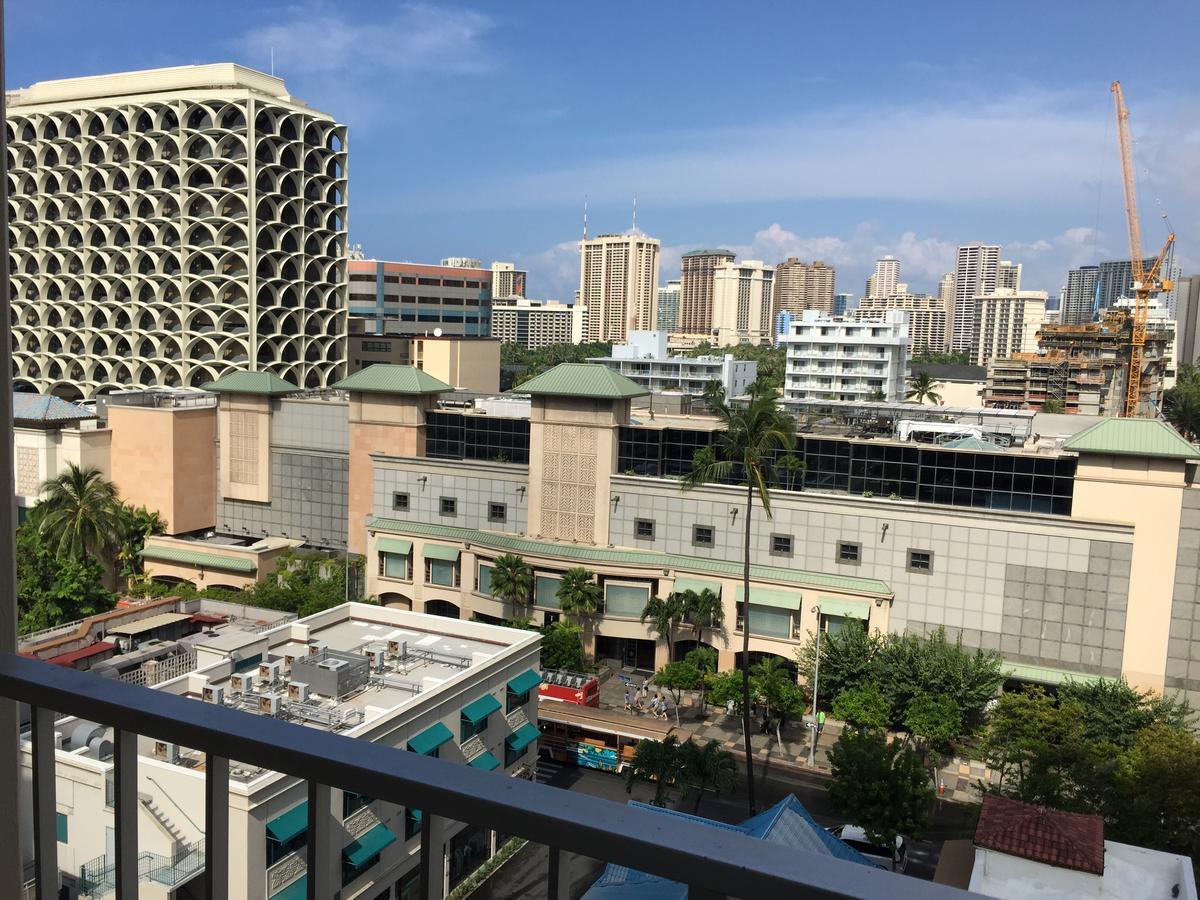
[10,1,1200,301]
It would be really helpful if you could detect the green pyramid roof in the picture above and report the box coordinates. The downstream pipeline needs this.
[1063,418,1199,459]
[202,370,298,396]
[520,363,649,399]
[332,365,452,395]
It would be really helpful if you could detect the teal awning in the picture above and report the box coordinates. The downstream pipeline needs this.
[673,576,722,598]
[377,538,412,555]
[271,874,307,900]
[461,693,501,725]
[734,585,802,610]
[407,722,453,755]
[818,596,870,620]
[507,669,541,696]
[469,751,501,771]
[266,801,308,843]
[506,722,540,753]
[343,822,397,867]
[423,544,461,561]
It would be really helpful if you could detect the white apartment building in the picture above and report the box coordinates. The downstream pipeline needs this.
[997,260,1022,292]
[781,310,909,402]
[854,294,947,354]
[490,298,588,348]
[490,262,527,299]
[712,260,775,346]
[656,280,680,332]
[6,64,349,399]
[973,290,1047,366]
[950,244,1001,354]
[588,330,757,397]
[578,233,661,342]
[864,256,901,299]
[20,602,542,900]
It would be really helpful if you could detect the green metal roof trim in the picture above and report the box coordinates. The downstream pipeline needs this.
[332,364,452,395]
[423,544,461,562]
[817,596,870,620]
[1063,418,1199,459]
[506,722,540,752]
[368,519,892,597]
[266,801,308,843]
[1002,661,1116,687]
[518,363,649,399]
[672,576,722,597]
[507,669,542,696]
[141,546,256,574]
[271,874,307,900]
[376,538,412,556]
[681,248,736,258]
[734,585,802,610]
[343,822,397,867]
[468,750,501,771]
[201,370,298,396]
[461,693,501,724]
[407,722,454,755]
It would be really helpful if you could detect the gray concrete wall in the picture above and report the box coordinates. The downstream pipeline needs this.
[1167,488,1200,705]
[270,397,349,453]
[372,457,530,535]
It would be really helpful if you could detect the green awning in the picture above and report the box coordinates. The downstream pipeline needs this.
[423,544,461,562]
[817,596,870,620]
[673,576,722,598]
[469,751,501,771]
[377,538,412,555]
[734,585,802,610]
[461,693,501,725]
[271,874,307,900]
[407,722,454,755]
[1003,661,1113,686]
[506,722,540,753]
[507,669,542,696]
[342,822,397,867]
[266,801,308,843]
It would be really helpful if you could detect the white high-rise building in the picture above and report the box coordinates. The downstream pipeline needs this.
[490,261,527,299]
[656,280,681,332]
[950,243,1001,353]
[578,233,661,342]
[865,256,901,298]
[490,298,588,348]
[712,260,775,346]
[781,310,909,402]
[997,260,1022,292]
[854,295,947,355]
[972,290,1047,366]
[7,64,349,398]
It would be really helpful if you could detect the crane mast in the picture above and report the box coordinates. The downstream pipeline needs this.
[1110,81,1175,417]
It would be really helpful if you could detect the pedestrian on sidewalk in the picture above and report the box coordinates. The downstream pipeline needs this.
[659,693,671,721]
[623,688,632,712]
[816,710,826,735]
[649,694,661,717]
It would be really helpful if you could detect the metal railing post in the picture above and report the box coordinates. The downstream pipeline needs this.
[306,781,335,900]
[204,754,228,900]
[420,810,445,900]
[113,728,139,900]
[31,706,58,899]
[546,846,568,900]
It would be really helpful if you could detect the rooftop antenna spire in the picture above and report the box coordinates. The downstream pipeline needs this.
[582,195,589,242]
[270,47,275,76]
[632,193,638,234]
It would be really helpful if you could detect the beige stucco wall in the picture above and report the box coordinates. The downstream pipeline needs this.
[1071,452,1187,692]
[929,379,983,407]
[13,423,112,504]
[218,395,272,504]
[109,404,216,534]
[417,339,500,393]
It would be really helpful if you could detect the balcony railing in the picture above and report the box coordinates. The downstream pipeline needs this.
[0,653,976,900]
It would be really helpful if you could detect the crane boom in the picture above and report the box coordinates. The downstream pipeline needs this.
[1110,81,1175,417]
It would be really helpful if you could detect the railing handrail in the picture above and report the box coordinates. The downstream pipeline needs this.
[1,653,977,899]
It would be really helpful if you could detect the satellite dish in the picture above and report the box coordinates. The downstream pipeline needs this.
[433,327,443,337]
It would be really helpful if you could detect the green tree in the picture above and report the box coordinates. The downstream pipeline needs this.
[686,645,719,714]
[37,463,123,566]
[832,684,891,730]
[905,371,943,405]
[625,735,684,807]
[681,588,725,648]
[1058,677,1194,750]
[866,388,887,402]
[903,693,962,763]
[557,567,602,625]
[115,503,166,584]
[679,739,737,815]
[17,511,113,633]
[827,728,934,867]
[489,553,533,616]
[641,592,686,662]
[795,623,882,703]
[910,351,970,365]
[1108,725,1200,866]
[1040,398,1066,414]
[540,620,585,671]
[655,660,703,726]
[683,380,795,814]
[706,668,745,713]
[1164,363,1200,441]
[777,454,807,491]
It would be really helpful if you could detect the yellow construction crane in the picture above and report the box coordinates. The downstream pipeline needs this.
[1110,81,1175,417]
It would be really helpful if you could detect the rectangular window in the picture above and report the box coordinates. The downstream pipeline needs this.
[477,563,494,596]
[837,541,861,564]
[392,492,409,512]
[737,603,793,639]
[405,808,423,840]
[56,812,67,843]
[692,525,715,548]
[379,552,410,580]
[504,742,522,768]
[634,518,655,540]
[534,574,561,609]
[604,582,650,619]
[361,340,392,352]
[426,558,457,587]
[770,534,793,557]
[506,687,531,714]
[439,497,457,517]
[488,502,507,523]
[460,714,488,743]
[342,790,370,819]
[908,549,933,573]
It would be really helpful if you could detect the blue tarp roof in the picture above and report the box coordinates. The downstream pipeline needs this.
[12,392,94,424]
[581,795,875,899]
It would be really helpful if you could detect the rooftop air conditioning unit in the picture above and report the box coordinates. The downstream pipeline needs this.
[259,660,282,683]
[202,685,224,705]
[230,673,254,695]
[287,682,309,703]
[388,639,407,659]
[258,693,281,716]
[308,642,325,656]
[365,648,385,672]
[154,741,179,763]
[284,651,302,670]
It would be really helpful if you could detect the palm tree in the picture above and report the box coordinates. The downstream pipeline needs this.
[1165,387,1200,442]
[906,371,943,405]
[679,738,737,815]
[557,567,603,658]
[777,454,807,491]
[116,503,167,583]
[489,553,533,616]
[624,735,684,807]
[38,464,122,565]
[682,588,725,649]
[640,592,685,662]
[682,380,795,814]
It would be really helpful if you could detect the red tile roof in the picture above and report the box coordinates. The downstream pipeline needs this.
[190,614,226,625]
[47,641,116,667]
[975,795,1105,875]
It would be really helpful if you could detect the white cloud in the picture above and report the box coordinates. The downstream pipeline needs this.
[509,241,580,302]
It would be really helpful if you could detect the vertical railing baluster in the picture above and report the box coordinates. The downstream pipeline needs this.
[31,706,58,900]
[113,728,138,900]
[546,846,568,900]
[306,782,334,900]
[204,754,228,900]
[420,811,445,900]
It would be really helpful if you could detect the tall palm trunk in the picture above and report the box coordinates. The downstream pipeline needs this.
[741,478,756,815]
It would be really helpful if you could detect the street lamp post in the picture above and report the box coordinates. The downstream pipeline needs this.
[806,604,822,768]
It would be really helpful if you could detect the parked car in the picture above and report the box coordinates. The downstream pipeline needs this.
[826,824,908,872]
